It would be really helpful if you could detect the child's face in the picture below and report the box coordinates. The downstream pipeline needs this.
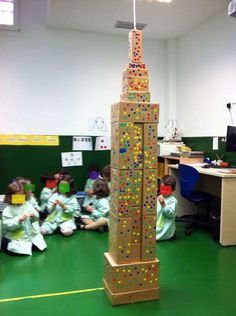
[58,181,70,194]
[89,171,99,180]
[160,184,172,197]
[46,179,57,188]
[11,188,25,204]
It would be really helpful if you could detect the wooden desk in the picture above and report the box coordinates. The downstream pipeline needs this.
[169,164,236,246]
[159,155,204,175]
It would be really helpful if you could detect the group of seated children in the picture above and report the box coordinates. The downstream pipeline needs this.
[2,164,111,255]
[2,162,178,256]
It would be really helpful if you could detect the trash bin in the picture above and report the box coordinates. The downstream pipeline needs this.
[210,197,221,242]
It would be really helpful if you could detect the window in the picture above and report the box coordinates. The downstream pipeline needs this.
[0,0,19,30]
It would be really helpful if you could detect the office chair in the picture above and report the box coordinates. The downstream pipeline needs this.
[179,164,212,235]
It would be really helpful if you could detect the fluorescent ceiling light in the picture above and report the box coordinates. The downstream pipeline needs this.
[156,0,173,3]
[114,21,147,30]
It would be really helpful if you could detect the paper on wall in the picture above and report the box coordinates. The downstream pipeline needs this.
[95,136,111,151]
[88,117,108,132]
[0,135,59,146]
[61,152,83,167]
[72,136,92,151]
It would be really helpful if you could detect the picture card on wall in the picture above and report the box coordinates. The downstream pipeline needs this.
[61,152,83,167]
[88,117,108,132]
[95,136,111,151]
[73,136,92,151]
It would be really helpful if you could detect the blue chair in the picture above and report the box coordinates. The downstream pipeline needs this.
[179,164,212,235]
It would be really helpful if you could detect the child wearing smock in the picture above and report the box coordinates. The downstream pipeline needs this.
[15,177,41,213]
[40,175,81,236]
[101,164,111,202]
[2,182,47,255]
[39,172,58,217]
[82,164,100,207]
[156,175,178,241]
[78,179,110,231]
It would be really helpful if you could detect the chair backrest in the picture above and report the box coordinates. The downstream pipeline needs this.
[179,164,199,199]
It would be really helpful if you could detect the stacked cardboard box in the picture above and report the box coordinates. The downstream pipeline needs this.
[103,29,160,305]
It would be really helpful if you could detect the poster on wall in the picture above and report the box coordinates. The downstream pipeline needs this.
[0,135,59,146]
[61,152,83,167]
[95,136,111,151]
[88,117,108,132]
[72,136,92,151]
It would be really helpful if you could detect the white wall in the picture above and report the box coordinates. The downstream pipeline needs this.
[0,0,166,136]
[177,9,236,137]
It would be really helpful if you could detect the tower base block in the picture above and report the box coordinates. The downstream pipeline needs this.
[103,279,160,305]
[103,252,160,305]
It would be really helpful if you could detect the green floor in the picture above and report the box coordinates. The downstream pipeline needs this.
[0,224,236,316]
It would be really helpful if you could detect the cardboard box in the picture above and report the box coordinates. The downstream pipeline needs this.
[110,169,142,217]
[120,91,151,103]
[128,63,146,69]
[128,30,143,64]
[142,169,157,216]
[122,76,149,92]
[111,102,159,124]
[143,124,158,169]
[103,252,160,305]
[130,242,141,261]
[131,207,142,243]
[141,215,157,261]
[111,122,134,170]
[103,282,160,305]
[123,67,149,79]
[109,212,133,264]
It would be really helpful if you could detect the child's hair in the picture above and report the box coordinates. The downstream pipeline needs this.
[54,168,70,180]
[14,177,33,200]
[93,179,110,199]
[88,164,100,173]
[4,181,24,204]
[160,175,176,191]
[40,172,55,185]
[101,164,111,182]
[57,175,76,196]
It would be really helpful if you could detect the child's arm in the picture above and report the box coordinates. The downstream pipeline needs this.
[47,194,58,213]
[30,196,40,212]
[59,196,81,216]
[161,199,177,219]
[2,207,24,231]
[84,179,94,196]
[158,195,166,208]
[92,199,109,219]
[40,188,52,203]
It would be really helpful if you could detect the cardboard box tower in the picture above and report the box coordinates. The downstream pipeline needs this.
[103,29,160,305]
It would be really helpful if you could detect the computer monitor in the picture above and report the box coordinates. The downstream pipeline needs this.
[225,125,236,152]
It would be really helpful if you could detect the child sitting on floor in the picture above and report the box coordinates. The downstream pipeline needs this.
[15,177,40,213]
[40,175,81,237]
[2,181,47,255]
[156,175,178,241]
[39,172,58,219]
[101,164,111,202]
[78,179,110,232]
[82,164,101,207]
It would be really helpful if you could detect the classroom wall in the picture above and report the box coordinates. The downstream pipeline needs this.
[0,0,167,136]
[177,9,236,137]
[0,136,110,195]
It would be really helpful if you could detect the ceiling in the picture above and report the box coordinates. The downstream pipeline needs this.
[47,0,230,39]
